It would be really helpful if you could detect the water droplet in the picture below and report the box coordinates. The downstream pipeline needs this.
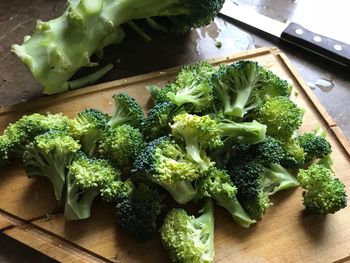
[315,78,334,92]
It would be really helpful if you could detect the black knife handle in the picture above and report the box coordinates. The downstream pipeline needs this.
[281,22,350,67]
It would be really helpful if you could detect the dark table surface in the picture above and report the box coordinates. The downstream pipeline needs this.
[0,0,349,262]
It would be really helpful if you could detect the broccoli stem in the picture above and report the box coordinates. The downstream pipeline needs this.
[214,193,255,228]
[263,163,299,195]
[218,120,266,145]
[160,180,197,204]
[167,84,199,106]
[64,172,100,220]
[230,87,253,117]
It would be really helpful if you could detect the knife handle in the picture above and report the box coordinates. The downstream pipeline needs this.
[281,22,350,67]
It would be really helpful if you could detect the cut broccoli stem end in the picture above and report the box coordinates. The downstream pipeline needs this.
[197,200,215,261]
[159,180,197,204]
[216,195,256,228]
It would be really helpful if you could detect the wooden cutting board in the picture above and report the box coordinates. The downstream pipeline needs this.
[0,47,349,263]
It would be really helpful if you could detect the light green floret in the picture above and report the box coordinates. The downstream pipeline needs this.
[160,200,215,263]
[23,131,81,202]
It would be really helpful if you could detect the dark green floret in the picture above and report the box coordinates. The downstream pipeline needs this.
[23,131,80,202]
[196,168,256,228]
[297,163,347,214]
[115,183,164,242]
[98,125,145,167]
[132,136,205,204]
[296,128,332,163]
[160,200,215,263]
[107,93,145,130]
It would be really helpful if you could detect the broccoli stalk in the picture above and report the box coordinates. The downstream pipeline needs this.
[160,200,215,263]
[23,131,81,202]
[12,0,224,94]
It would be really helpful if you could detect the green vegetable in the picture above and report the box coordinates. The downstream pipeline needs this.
[196,168,256,228]
[160,200,215,263]
[23,131,80,201]
[115,183,164,242]
[132,136,206,204]
[12,0,224,94]
[297,162,347,214]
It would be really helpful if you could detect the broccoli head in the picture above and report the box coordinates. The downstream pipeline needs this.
[279,138,306,169]
[23,131,81,202]
[296,128,332,163]
[166,62,216,112]
[132,136,204,204]
[64,153,123,220]
[71,108,110,157]
[107,93,145,130]
[254,96,303,139]
[115,183,164,242]
[98,125,145,167]
[160,200,215,263]
[297,163,347,214]
[196,168,256,228]
[170,113,222,164]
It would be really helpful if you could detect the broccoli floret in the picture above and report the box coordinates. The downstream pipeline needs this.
[98,125,145,167]
[196,168,256,228]
[0,136,13,168]
[0,113,74,161]
[166,62,216,112]
[297,163,347,214]
[296,128,332,163]
[23,131,81,202]
[146,84,179,104]
[254,96,303,139]
[210,61,289,118]
[229,160,299,220]
[72,108,110,157]
[279,138,306,169]
[115,183,164,242]
[142,101,182,141]
[216,119,267,145]
[132,136,204,204]
[160,200,215,263]
[107,93,145,129]
[170,113,222,164]
[64,153,123,220]
[12,0,224,94]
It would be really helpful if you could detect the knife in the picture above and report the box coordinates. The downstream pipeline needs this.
[219,0,350,68]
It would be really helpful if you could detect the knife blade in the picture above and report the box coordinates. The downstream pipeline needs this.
[219,0,350,68]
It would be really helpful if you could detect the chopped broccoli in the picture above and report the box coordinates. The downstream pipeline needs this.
[229,160,299,220]
[160,200,215,263]
[0,136,13,168]
[166,62,216,112]
[146,84,179,104]
[12,0,224,94]
[142,101,181,141]
[115,183,164,242]
[23,131,81,202]
[98,125,145,167]
[196,168,256,228]
[100,178,134,203]
[279,138,306,169]
[72,108,110,157]
[254,96,303,139]
[296,127,331,163]
[210,61,290,118]
[170,113,222,164]
[297,163,347,214]
[107,93,145,130]
[64,153,122,220]
[0,113,74,162]
[132,136,204,204]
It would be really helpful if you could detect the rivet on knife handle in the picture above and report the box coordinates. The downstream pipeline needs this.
[281,22,350,67]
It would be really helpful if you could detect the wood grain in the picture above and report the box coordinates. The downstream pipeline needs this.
[0,47,349,262]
